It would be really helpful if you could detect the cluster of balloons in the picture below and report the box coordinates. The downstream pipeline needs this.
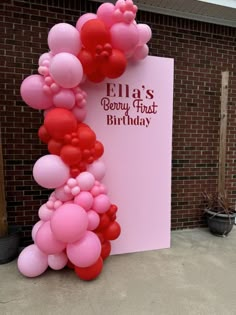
[18,0,152,280]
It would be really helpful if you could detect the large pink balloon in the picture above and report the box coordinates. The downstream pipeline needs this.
[87,160,106,180]
[110,22,139,53]
[67,231,101,267]
[77,172,95,191]
[49,53,83,88]
[48,252,68,270]
[93,194,111,214]
[48,23,81,55]
[97,3,115,28]
[76,13,97,31]
[50,204,88,243]
[53,89,75,109]
[33,155,70,189]
[20,75,53,110]
[36,221,66,255]
[137,24,152,45]
[17,244,48,277]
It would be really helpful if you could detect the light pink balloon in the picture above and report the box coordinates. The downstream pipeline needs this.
[93,194,111,214]
[76,13,97,31]
[36,221,66,255]
[71,107,87,122]
[133,44,149,60]
[49,53,83,88]
[17,244,48,277]
[74,191,94,211]
[33,155,70,189]
[31,220,44,242]
[137,24,152,45]
[53,89,75,109]
[20,75,53,110]
[38,204,54,221]
[97,3,115,28]
[48,252,68,270]
[38,52,53,66]
[55,186,73,202]
[87,210,100,230]
[50,204,88,243]
[77,172,95,191]
[87,160,106,180]
[66,231,101,268]
[110,22,139,53]
[48,23,81,55]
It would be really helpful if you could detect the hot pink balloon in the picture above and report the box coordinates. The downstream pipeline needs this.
[66,231,101,268]
[87,210,100,230]
[48,23,81,55]
[49,53,83,88]
[35,221,66,255]
[50,204,88,243]
[87,160,106,180]
[137,24,152,45]
[38,203,54,221]
[110,22,139,53]
[20,75,53,110]
[77,172,95,191]
[33,155,70,189]
[133,44,149,60]
[53,89,75,109]
[31,220,44,242]
[93,194,111,214]
[76,13,97,31]
[74,191,94,211]
[71,107,87,122]
[17,244,48,277]
[97,3,115,28]
[48,252,68,270]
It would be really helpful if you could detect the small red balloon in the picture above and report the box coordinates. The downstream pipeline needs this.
[77,125,96,149]
[38,125,50,143]
[103,221,121,240]
[87,70,106,83]
[101,241,111,260]
[60,145,82,166]
[94,141,104,158]
[75,257,103,281]
[102,49,127,79]
[78,49,95,75]
[48,139,63,155]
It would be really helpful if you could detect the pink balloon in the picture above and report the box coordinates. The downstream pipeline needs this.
[38,52,53,66]
[31,220,44,242]
[48,252,68,270]
[87,210,100,230]
[17,244,48,277]
[33,155,70,189]
[137,24,152,45]
[48,23,81,55]
[77,172,95,191]
[97,3,115,28]
[87,160,106,180]
[133,44,149,60]
[50,204,88,243]
[66,231,101,267]
[71,107,87,122]
[49,53,83,88]
[20,75,53,110]
[74,191,94,211]
[76,13,97,31]
[38,204,54,221]
[35,221,66,255]
[93,194,111,214]
[53,89,75,109]
[54,186,73,202]
[110,22,139,53]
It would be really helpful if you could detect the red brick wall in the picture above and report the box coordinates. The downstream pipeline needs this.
[1,0,236,244]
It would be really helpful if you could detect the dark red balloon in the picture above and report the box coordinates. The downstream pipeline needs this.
[102,49,127,79]
[101,241,111,260]
[75,257,103,281]
[78,49,95,75]
[103,222,121,240]
[77,125,96,149]
[87,70,106,83]
[67,260,74,269]
[48,139,63,155]
[38,125,50,143]
[60,145,82,166]
[94,141,104,158]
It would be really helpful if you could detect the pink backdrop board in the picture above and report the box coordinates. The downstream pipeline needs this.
[83,56,174,255]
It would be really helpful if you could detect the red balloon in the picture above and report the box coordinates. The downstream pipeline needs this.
[44,108,77,140]
[60,145,82,166]
[78,49,95,75]
[101,241,111,260]
[87,70,106,83]
[103,222,121,240]
[38,125,50,143]
[48,139,63,155]
[96,213,110,231]
[81,19,111,52]
[102,49,127,79]
[77,125,96,149]
[75,257,103,281]
[94,141,104,158]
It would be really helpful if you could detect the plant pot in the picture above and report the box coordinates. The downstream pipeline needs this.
[205,209,236,237]
[0,227,20,264]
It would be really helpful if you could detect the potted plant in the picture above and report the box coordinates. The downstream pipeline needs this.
[0,130,20,264]
[203,191,236,237]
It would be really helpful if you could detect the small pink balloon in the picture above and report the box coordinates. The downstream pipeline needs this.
[77,172,95,191]
[110,22,139,53]
[38,52,53,66]
[137,23,152,45]
[20,75,53,110]
[76,13,97,31]
[35,221,66,255]
[55,186,73,202]
[48,252,68,270]
[133,44,149,60]
[74,191,94,211]
[38,204,54,221]
[49,53,83,89]
[48,23,81,55]
[50,204,88,243]
[87,210,100,230]
[66,231,101,268]
[93,194,111,214]
[17,244,48,278]
[97,3,115,28]
[31,220,44,242]
[72,107,87,122]
[87,160,106,180]
[33,155,70,189]
[53,89,75,109]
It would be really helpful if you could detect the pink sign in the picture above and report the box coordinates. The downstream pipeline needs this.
[83,56,174,254]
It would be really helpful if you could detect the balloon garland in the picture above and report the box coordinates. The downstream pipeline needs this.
[17,0,152,280]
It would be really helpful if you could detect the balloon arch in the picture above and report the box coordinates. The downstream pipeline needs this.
[18,0,152,280]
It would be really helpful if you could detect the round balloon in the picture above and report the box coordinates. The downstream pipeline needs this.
[48,252,68,270]
[87,160,106,180]
[31,220,44,242]
[110,22,139,53]
[93,194,111,214]
[53,89,75,109]
[75,257,103,281]
[74,191,94,210]
[76,13,97,32]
